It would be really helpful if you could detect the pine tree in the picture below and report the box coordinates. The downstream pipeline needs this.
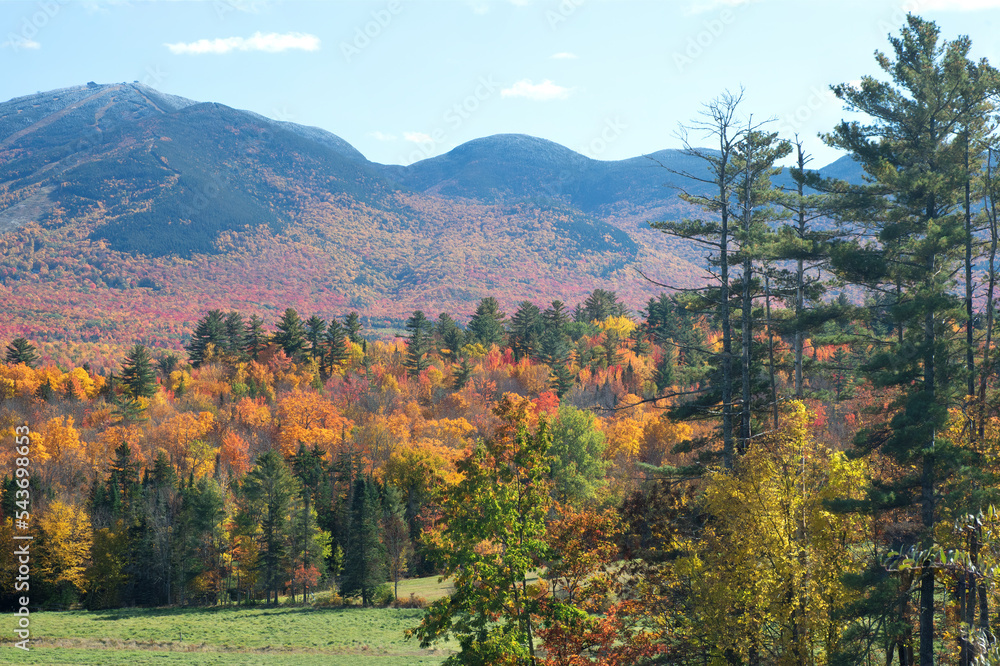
[467,297,507,347]
[453,356,474,390]
[245,314,268,360]
[240,450,299,605]
[274,308,308,362]
[305,315,327,362]
[434,313,465,361]
[825,16,1000,662]
[224,311,248,361]
[120,344,157,399]
[577,288,628,323]
[650,91,744,468]
[382,485,410,601]
[341,476,386,606]
[323,319,349,374]
[4,338,39,367]
[186,310,227,367]
[542,300,571,332]
[291,445,329,602]
[404,310,434,378]
[510,301,544,361]
[344,311,363,344]
[731,127,791,446]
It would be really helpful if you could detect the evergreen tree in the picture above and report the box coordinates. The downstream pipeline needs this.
[453,356,474,390]
[244,314,268,360]
[5,338,39,367]
[341,476,386,606]
[156,352,179,379]
[323,319,349,374]
[434,313,465,361]
[731,127,792,445]
[240,450,299,604]
[174,477,225,605]
[577,288,628,323]
[219,311,245,361]
[825,16,1000,662]
[542,300,571,333]
[186,310,227,367]
[404,310,434,378]
[344,311,363,344]
[510,301,544,361]
[36,377,55,402]
[120,344,157,399]
[467,297,507,347]
[382,485,411,601]
[274,308,308,362]
[651,91,744,468]
[291,445,329,602]
[550,362,575,398]
[305,315,327,362]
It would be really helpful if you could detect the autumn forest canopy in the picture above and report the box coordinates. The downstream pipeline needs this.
[7,14,1000,666]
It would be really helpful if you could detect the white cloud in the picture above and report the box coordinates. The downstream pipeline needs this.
[165,31,320,55]
[1,37,41,50]
[370,131,397,141]
[501,79,572,101]
[404,132,433,144]
[550,52,577,60]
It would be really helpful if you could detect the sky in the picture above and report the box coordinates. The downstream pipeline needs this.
[1,0,999,169]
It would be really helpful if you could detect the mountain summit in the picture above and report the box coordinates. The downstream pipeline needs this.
[0,83,857,362]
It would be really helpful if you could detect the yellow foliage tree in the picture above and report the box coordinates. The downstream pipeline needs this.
[36,500,92,601]
[671,402,870,661]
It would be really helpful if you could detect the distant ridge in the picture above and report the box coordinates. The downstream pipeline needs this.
[0,83,863,361]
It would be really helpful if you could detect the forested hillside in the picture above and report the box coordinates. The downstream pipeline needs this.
[4,13,1000,666]
[0,77,865,372]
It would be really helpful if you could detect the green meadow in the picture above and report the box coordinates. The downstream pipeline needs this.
[0,577,457,665]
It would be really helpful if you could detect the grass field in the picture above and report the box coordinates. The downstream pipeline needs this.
[0,576,459,665]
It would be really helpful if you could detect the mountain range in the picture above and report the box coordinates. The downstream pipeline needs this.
[0,82,860,367]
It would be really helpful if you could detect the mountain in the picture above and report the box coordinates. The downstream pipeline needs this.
[0,83,860,368]
[379,135,718,214]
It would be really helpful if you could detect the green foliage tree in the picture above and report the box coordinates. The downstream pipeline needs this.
[174,476,225,605]
[5,337,39,367]
[244,314,268,360]
[651,91,744,468]
[120,344,157,399]
[410,395,552,664]
[435,313,465,361]
[240,450,299,604]
[510,301,544,362]
[323,318,349,375]
[577,288,628,323]
[341,475,386,606]
[305,315,327,362]
[467,297,507,348]
[404,310,434,378]
[344,311,363,344]
[548,404,608,505]
[224,311,248,361]
[186,310,227,367]
[382,484,411,601]
[291,445,328,602]
[825,16,1000,662]
[274,308,308,362]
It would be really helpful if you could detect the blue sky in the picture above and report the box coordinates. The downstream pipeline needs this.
[2,0,998,168]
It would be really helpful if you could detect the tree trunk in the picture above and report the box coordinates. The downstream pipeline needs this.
[765,270,779,430]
